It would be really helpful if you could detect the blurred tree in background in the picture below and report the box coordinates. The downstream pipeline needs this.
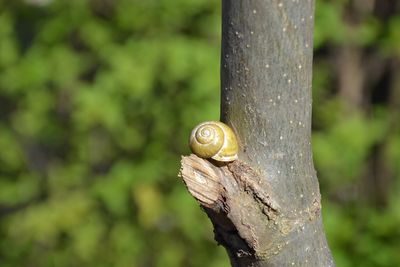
[0,0,399,266]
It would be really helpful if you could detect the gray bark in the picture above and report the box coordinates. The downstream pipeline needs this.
[180,0,335,266]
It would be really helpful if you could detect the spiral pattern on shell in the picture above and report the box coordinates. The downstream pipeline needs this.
[189,121,238,162]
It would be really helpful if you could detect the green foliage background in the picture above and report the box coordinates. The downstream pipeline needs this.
[0,0,399,266]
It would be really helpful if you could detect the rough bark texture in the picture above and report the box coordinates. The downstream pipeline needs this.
[179,0,335,266]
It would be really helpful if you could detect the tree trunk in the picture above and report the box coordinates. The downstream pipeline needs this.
[180,1,335,266]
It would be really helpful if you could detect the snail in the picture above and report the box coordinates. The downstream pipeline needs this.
[189,121,238,162]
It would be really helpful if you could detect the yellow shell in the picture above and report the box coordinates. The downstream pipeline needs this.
[189,121,238,162]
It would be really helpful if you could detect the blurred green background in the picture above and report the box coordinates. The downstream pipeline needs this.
[0,0,399,266]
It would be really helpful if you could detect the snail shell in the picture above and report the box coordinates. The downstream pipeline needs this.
[189,121,238,162]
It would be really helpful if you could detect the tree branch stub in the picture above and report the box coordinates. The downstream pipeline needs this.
[179,155,326,265]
